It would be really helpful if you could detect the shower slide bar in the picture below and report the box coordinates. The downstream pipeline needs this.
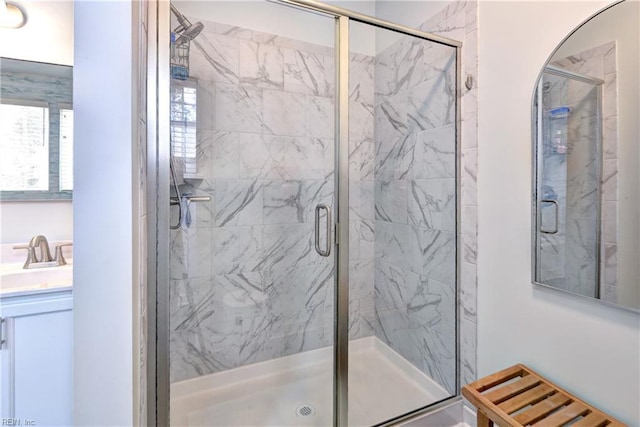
[170,194,211,229]
[169,195,210,206]
[168,149,211,229]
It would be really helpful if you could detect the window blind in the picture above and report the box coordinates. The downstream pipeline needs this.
[170,82,197,178]
[59,108,74,191]
[0,104,49,191]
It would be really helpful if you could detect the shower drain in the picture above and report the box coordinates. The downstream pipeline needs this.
[296,404,316,417]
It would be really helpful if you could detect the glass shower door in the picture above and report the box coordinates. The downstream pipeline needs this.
[167,2,337,425]
[535,68,601,298]
[347,20,458,426]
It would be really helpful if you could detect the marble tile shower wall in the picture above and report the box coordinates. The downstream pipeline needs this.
[538,77,570,288]
[372,24,457,395]
[539,76,598,297]
[415,0,480,393]
[538,75,573,288]
[456,0,479,391]
[552,42,618,303]
[408,1,478,393]
[374,1,478,393]
[169,20,377,382]
[348,53,377,339]
[370,0,479,395]
[168,1,479,392]
[565,86,599,295]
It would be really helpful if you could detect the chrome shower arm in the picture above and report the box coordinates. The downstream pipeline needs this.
[170,4,203,44]
[170,4,190,32]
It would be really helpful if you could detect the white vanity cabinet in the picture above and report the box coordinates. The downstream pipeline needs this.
[0,289,73,426]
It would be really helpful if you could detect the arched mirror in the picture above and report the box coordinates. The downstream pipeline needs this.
[532,0,640,312]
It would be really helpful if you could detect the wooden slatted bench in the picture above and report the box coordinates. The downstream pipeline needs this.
[461,364,627,427]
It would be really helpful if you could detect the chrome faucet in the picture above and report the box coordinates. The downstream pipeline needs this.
[29,235,53,263]
[13,235,72,269]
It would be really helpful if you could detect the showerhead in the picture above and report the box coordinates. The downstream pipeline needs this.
[183,21,204,40]
[170,4,204,44]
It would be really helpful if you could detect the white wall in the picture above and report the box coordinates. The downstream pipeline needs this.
[478,1,640,425]
[174,0,375,52]
[0,202,72,244]
[175,0,449,57]
[375,1,449,29]
[73,0,133,425]
[0,0,73,65]
[0,0,74,245]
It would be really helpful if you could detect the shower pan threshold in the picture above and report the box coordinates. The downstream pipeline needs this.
[171,336,449,426]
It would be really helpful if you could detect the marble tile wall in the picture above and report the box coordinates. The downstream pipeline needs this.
[372,19,457,395]
[370,0,478,395]
[349,52,377,339]
[417,0,478,392]
[168,1,479,397]
[540,43,618,301]
[459,1,479,391]
[565,81,599,297]
[538,73,576,291]
[169,20,371,382]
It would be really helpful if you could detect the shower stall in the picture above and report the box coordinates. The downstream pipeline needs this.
[534,65,603,299]
[148,1,461,425]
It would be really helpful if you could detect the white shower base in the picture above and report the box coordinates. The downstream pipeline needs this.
[171,336,449,427]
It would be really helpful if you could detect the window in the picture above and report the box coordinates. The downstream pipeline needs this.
[0,60,73,201]
[170,81,197,178]
[0,103,50,191]
[59,108,73,191]
[0,101,72,199]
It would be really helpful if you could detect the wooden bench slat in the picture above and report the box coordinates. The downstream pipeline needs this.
[484,375,540,404]
[518,365,626,427]
[462,388,523,427]
[498,383,555,414]
[571,412,610,427]
[467,365,527,393]
[513,393,572,425]
[533,402,590,427]
[465,364,626,427]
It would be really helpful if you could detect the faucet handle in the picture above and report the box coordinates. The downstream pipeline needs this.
[13,244,38,269]
[54,243,73,266]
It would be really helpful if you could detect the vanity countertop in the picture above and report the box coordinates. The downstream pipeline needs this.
[0,262,73,297]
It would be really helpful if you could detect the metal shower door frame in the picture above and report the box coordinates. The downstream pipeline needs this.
[148,1,463,426]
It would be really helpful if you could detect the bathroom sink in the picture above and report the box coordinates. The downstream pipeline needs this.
[0,264,73,294]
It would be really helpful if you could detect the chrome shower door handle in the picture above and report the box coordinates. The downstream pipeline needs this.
[540,199,559,234]
[314,204,332,257]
